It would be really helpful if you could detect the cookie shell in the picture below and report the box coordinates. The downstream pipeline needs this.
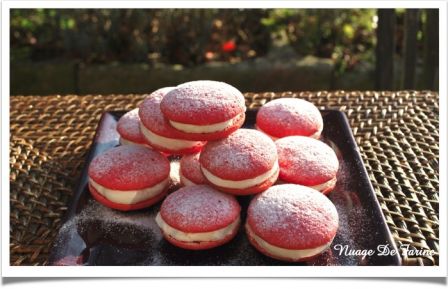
[256,98,323,139]
[200,129,278,181]
[88,145,170,191]
[246,184,339,250]
[159,185,241,233]
[179,153,206,186]
[160,80,246,125]
[138,88,210,148]
[275,136,339,186]
[116,108,147,145]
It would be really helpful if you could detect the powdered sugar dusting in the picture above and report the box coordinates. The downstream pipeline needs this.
[138,87,206,145]
[160,185,240,232]
[116,108,146,144]
[276,136,339,185]
[138,88,174,135]
[88,146,170,190]
[200,129,278,180]
[51,199,166,265]
[257,98,323,138]
[160,80,246,124]
[180,153,206,184]
[248,184,339,249]
[150,87,177,98]
[81,200,161,233]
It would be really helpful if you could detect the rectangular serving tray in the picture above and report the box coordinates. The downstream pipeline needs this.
[49,109,401,266]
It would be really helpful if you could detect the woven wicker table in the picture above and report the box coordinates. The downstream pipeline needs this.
[9,91,439,266]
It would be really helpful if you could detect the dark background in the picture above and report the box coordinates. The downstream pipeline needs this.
[10,9,439,95]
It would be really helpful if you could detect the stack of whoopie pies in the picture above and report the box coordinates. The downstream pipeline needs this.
[87,80,340,262]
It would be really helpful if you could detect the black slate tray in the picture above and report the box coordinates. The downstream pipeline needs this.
[49,110,401,266]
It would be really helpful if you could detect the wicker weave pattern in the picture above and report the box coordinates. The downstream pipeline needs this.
[10,91,439,266]
[10,137,74,266]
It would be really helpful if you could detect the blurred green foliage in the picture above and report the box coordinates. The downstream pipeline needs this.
[261,9,377,74]
[10,9,426,73]
[11,9,271,66]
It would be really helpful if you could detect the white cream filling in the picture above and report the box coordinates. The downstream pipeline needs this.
[155,213,240,242]
[140,124,202,150]
[169,113,243,134]
[179,171,197,187]
[201,162,279,189]
[309,177,337,192]
[246,223,332,260]
[89,177,169,205]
